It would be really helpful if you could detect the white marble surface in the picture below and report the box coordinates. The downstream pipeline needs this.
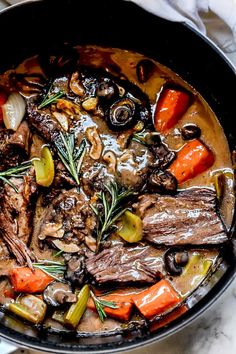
[0,1,235,354]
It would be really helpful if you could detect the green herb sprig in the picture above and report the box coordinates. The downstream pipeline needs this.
[55,132,87,186]
[90,290,118,322]
[0,161,32,192]
[33,261,66,282]
[38,83,64,110]
[91,182,133,251]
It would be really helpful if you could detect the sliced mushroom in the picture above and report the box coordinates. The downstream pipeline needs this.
[52,111,69,131]
[69,72,85,96]
[38,222,65,240]
[148,169,177,194]
[43,281,77,307]
[103,151,117,173]
[86,126,103,160]
[84,235,97,252]
[164,248,189,276]
[56,99,81,116]
[82,97,98,112]
[53,239,81,253]
[65,254,85,285]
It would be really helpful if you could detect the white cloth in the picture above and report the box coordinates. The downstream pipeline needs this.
[128,0,236,52]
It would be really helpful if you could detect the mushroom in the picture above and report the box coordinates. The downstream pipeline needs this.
[148,169,177,194]
[38,222,65,241]
[181,124,201,140]
[65,254,85,285]
[53,239,81,253]
[86,126,103,160]
[84,235,97,252]
[52,111,69,131]
[164,247,189,276]
[56,99,81,116]
[43,281,77,307]
[96,79,118,101]
[103,151,117,173]
[69,72,85,97]
[82,97,98,112]
[108,98,136,131]
[136,59,156,83]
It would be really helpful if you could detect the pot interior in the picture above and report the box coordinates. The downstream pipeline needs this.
[0,0,235,352]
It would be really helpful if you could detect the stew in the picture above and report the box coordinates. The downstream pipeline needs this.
[0,45,234,334]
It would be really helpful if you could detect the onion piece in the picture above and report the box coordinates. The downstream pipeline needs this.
[2,92,26,131]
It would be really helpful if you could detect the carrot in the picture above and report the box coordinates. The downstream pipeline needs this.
[154,88,190,133]
[87,292,133,322]
[169,139,215,184]
[9,267,54,294]
[150,305,188,332]
[132,279,181,319]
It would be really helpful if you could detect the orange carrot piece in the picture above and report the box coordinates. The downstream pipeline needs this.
[9,267,54,294]
[132,279,181,319]
[87,293,133,322]
[154,89,190,133]
[169,139,214,184]
[150,305,188,332]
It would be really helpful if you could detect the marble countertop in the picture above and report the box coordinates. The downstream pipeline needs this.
[0,1,235,354]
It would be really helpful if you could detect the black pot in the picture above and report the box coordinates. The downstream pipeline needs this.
[0,0,235,352]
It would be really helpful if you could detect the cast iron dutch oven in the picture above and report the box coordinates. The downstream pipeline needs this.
[0,0,235,352]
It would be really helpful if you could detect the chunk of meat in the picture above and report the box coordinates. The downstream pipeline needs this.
[0,122,30,170]
[86,244,164,284]
[0,173,37,268]
[36,189,96,250]
[133,188,227,245]
[26,100,62,142]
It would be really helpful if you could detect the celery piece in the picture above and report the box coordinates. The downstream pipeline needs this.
[118,211,143,243]
[64,284,90,328]
[8,295,47,324]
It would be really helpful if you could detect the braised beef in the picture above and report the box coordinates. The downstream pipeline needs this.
[0,122,30,170]
[86,244,164,284]
[26,100,63,142]
[133,189,227,245]
[0,173,37,268]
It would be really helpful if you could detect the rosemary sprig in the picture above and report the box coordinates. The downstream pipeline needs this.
[54,250,64,258]
[90,290,118,322]
[55,132,87,186]
[0,161,32,192]
[33,261,66,282]
[91,182,133,251]
[38,83,64,109]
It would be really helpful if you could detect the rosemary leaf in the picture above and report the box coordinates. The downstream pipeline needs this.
[90,291,118,322]
[38,91,64,109]
[54,250,64,258]
[90,182,133,251]
[0,162,32,192]
[55,132,87,186]
[33,261,66,282]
